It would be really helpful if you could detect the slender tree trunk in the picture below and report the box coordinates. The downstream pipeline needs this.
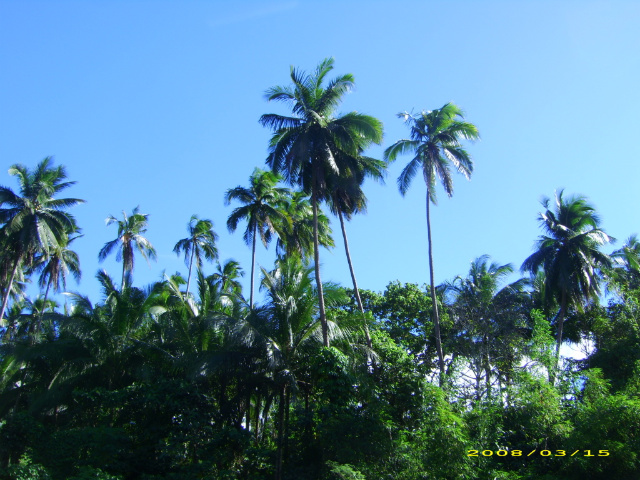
[275,385,286,480]
[250,223,257,309]
[0,256,21,323]
[556,290,567,358]
[33,279,52,340]
[312,169,328,347]
[483,335,491,399]
[550,290,567,384]
[284,388,291,466]
[338,209,372,349]
[245,391,251,432]
[261,393,274,444]
[426,191,445,385]
[254,393,261,443]
[185,245,195,296]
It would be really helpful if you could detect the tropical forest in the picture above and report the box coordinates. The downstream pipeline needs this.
[1,57,640,480]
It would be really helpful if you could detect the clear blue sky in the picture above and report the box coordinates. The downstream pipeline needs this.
[1,1,639,306]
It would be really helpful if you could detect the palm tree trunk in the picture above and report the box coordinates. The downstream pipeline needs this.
[556,290,567,357]
[426,191,445,385]
[275,385,286,480]
[0,256,21,322]
[260,393,274,444]
[312,169,328,347]
[250,222,257,309]
[34,279,52,339]
[550,290,568,384]
[284,387,291,466]
[338,209,372,349]
[483,335,491,399]
[245,391,251,432]
[186,245,195,296]
[254,393,261,443]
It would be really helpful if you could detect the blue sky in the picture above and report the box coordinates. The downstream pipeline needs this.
[1,1,639,306]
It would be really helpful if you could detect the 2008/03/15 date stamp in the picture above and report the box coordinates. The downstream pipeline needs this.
[468,449,609,457]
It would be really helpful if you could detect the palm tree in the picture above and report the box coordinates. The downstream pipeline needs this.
[225,168,288,309]
[237,256,348,479]
[384,103,479,382]
[444,255,528,399]
[31,230,82,335]
[274,191,334,261]
[521,190,612,363]
[260,57,383,346]
[210,259,245,295]
[98,206,157,290]
[0,157,84,321]
[173,215,219,296]
[326,155,386,349]
[608,234,640,294]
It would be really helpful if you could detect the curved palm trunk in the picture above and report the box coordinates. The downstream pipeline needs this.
[426,191,445,385]
[0,256,21,322]
[337,209,372,349]
[250,222,257,309]
[311,173,328,347]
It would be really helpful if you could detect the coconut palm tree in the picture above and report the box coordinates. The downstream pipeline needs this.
[225,168,289,309]
[274,191,334,261]
[444,255,528,399]
[607,234,640,294]
[210,259,244,295]
[30,230,82,335]
[260,57,383,346]
[521,190,612,363]
[98,206,157,290]
[236,256,348,479]
[0,157,84,321]
[326,155,386,348]
[173,215,219,296]
[384,103,479,382]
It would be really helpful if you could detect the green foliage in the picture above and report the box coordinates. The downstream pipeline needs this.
[528,308,556,373]
[1,454,51,480]
[326,461,366,480]
[68,467,122,480]
[3,155,640,480]
[587,291,640,391]
[505,372,572,448]
[373,281,436,365]
[562,392,640,479]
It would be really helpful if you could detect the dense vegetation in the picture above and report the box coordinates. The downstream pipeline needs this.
[1,59,639,480]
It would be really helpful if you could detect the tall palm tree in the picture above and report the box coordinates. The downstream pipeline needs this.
[326,155,386,348]
[521,190,612,362]
[98,206,157,290]
[173,215,219,296]
[225,168,289,309]
[260,57,383,346]
[384,103,479,382]
[0,157,84,321]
